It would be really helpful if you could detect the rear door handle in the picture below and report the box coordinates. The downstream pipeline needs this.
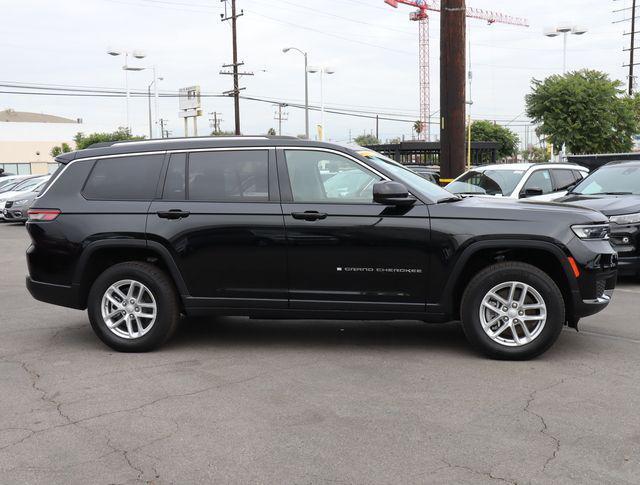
[291,211,327,221]
[157,209,190,220]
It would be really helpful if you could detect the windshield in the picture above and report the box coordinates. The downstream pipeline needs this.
[446,169,525,196]
[572,165,640,195]
[359,152,455,201]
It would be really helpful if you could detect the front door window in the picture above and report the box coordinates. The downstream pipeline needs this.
[285,150,381,204]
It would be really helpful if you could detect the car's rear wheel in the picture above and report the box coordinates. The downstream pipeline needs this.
[460,262,565,360]
[87,262,179,352]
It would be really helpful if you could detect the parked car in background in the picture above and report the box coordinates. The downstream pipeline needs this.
[0,175,33,193]
[403,164,440,185]
[555,160,640,278]
[446,163,589,201]
[2,180,49,223]
[0,176,50,220]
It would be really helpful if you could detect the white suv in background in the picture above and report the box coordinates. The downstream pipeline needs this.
[445,163,589,201]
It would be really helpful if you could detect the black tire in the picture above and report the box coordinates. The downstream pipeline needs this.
[460,262,565,360]
[87,262,180,352]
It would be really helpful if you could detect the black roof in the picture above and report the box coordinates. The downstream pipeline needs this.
[55,136,340,164]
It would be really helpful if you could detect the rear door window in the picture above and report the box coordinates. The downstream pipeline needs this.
[552,169,577,191]
[83,154,164,200]
[188,150,269,201]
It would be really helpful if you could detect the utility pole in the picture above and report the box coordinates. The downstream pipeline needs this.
[630,0,637,94]
[273,103,288,135]
[440,0,466,179]
[375,115,379,141]
[159,118,169,138]
[220,0,253,135]
[209,112,223,133]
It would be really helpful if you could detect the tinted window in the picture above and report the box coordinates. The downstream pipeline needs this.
[553,169,576,191]
[447,169,524,196]
[285,150,381,203]
[188,150,268,201]
[163,153,186,200]
[572,170,586,182]
[83,155,164,200]
[523,170,553,194]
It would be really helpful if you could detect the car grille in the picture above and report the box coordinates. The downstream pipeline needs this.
[5,201,13,208]
[610,225,639,256]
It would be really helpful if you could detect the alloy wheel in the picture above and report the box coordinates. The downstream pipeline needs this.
[479,281,547,347]
[101,279,157,339]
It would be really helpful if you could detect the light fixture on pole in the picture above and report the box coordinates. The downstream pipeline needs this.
[544,24,587,73]
[106,49,147,131]
[283,47,309,139]
[307,65,335,141]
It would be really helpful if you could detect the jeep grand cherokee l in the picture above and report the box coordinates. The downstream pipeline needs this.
[25,137,617,359]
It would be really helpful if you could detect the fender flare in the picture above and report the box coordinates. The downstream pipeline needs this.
[73,239,190,296]
[440,238,579,315]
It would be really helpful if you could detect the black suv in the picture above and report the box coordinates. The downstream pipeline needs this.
[26,137,617,359]
[556,160,640,278]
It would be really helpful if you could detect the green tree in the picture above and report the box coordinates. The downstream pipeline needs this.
[73,127,144,150]
[413,120,424,136]
[525,69,640,154]
[211,130,235,136]
[353,134,380,146]
[470,120,520,159]
[267,128,277,136]
[521,145,550,163]
[50,142,72,158]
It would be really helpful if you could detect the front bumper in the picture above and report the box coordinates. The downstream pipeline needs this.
[566,238,618,319]
[3,207,27,222]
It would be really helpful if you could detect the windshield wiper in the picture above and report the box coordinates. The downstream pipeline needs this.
[591,192,633,195]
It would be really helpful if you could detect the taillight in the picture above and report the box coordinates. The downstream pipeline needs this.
[27,209,61,221]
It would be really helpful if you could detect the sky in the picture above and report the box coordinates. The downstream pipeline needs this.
[0,0,635,147]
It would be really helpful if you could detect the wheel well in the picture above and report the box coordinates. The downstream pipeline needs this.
[78,247,177,308]
[452,247,573,320]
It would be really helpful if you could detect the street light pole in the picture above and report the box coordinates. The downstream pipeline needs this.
[544,24,588,74]
[283,47,309,139]
[307,65,334,141]
[107,48,147,132]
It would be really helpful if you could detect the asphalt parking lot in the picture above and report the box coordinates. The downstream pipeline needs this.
[1,223,639,484]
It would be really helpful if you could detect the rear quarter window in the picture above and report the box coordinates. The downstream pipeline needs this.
[83,154,164,200]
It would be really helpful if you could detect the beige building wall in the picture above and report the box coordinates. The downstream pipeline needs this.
[0,141,71,174]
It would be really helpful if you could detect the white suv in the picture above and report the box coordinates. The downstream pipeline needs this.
[445,163,589,201]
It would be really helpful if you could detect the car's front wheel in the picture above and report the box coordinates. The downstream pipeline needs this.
[87,262,180,352]
[460,262,565,360]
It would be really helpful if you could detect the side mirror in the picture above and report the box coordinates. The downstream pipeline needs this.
[521,187,544,198]
[373,181,416,206]
[564,182,578,193]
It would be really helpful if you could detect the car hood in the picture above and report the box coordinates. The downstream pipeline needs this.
[555,194,640,216]
[440,195,607,224]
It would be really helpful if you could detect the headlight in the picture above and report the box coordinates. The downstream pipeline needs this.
[13,199,29,206]
[610,212,640,225]
[571,224,610,240]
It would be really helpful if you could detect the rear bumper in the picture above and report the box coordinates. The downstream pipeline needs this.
[26,276,85,310]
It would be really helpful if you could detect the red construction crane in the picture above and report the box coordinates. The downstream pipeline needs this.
[384,0,529,140]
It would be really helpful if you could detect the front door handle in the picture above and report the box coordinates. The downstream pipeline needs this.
[157,209,190,220]
[291,211,327,221]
